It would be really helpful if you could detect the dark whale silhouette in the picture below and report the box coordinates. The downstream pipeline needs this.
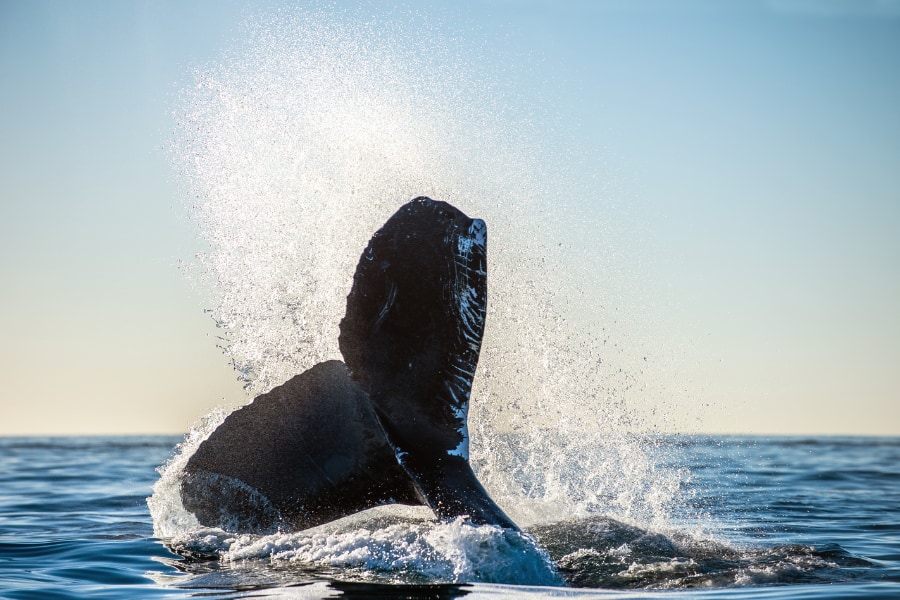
[180,197,517,532]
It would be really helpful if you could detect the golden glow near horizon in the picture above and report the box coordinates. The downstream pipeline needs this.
[1,1,898,436]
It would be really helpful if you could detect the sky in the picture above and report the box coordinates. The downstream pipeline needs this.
[1,0,898,436]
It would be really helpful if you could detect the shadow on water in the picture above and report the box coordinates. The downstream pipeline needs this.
[330,581,470,599]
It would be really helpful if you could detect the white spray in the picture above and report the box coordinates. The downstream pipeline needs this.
[165,5,689,542]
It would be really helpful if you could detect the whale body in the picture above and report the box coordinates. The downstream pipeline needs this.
[180,197,517,532]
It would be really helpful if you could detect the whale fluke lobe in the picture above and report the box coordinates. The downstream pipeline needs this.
[340,197,516,529]
[179,197,517,532]
[181,360,421,531]
[340,198,486,460]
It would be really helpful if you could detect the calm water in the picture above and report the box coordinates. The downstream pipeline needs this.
[1,435,898,599]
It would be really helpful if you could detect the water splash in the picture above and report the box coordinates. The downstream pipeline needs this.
[148,408,226,538]
[171,5,687,532]
[163,508,561,586]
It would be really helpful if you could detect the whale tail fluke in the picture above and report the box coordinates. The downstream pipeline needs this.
[179,198,517,533]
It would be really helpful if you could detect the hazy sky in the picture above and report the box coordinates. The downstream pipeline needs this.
[1,0,898,436]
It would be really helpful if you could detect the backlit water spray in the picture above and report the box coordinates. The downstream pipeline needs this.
[166,6,690,537]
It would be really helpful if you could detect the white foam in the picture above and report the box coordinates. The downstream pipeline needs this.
[251,520,556,585]
[147,408,227,538]
[163,509,562,586]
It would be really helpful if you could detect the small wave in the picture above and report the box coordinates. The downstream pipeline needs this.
[529,516,877,589]
[166,510,562,587]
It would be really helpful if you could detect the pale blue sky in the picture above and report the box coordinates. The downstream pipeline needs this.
[1,1,898,435]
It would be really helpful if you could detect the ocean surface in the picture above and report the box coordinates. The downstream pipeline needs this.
[1,435,898,599]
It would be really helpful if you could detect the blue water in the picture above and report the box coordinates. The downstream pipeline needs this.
[1,435,898,599]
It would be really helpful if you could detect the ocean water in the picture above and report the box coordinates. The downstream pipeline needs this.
[7,7,896,599]
[1,435,898,599]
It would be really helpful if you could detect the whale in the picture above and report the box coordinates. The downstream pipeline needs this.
[180,197,517,532]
